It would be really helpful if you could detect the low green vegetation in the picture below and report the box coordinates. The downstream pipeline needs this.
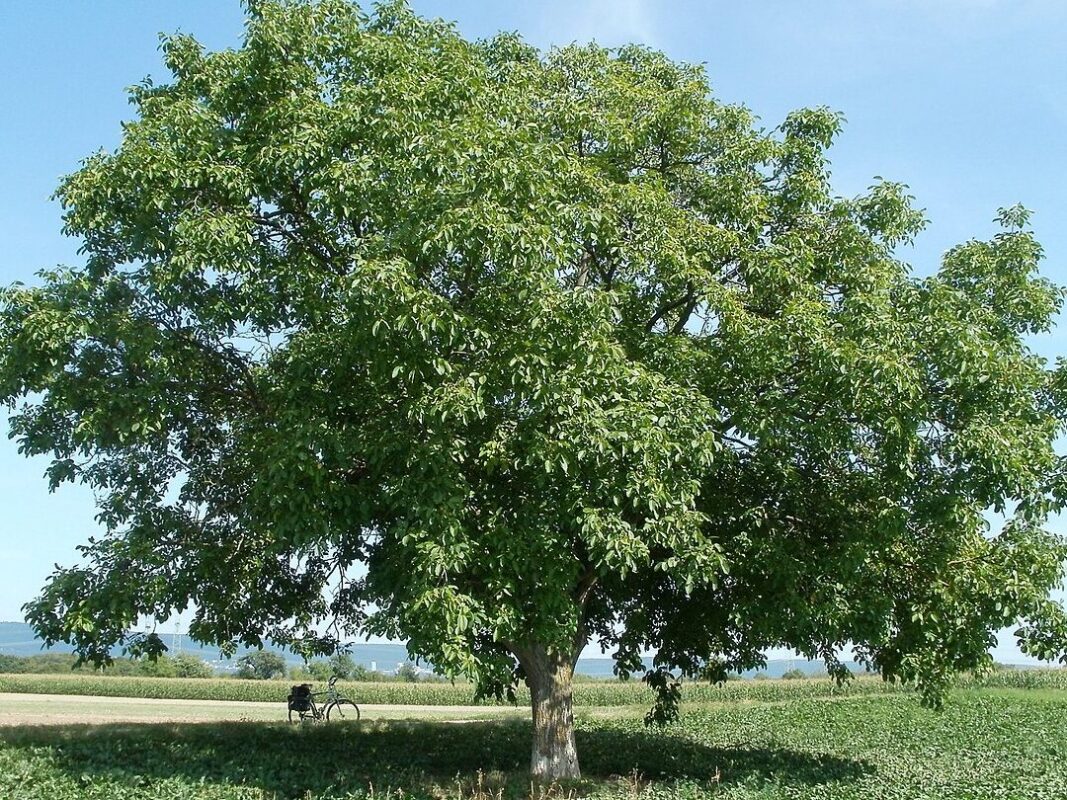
[1,688,1064,799]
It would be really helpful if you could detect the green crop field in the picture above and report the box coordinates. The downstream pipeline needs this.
[0,672,912,706]
[2,668,1064,707]
[1,686,1065,799]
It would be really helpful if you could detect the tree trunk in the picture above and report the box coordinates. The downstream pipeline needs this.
[522,644,581,781]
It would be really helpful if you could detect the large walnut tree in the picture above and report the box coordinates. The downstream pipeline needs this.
[3,0,1067,780]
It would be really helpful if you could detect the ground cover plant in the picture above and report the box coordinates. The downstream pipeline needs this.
[1,688,1064,799]
[4,0,1067,779]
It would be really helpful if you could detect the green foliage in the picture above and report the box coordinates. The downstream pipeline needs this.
[299,652,372,682]
[171,653,215,678]
[302,659,334,683]
[0,652,214,677]
[781,668,808,680]
[234,651,287,680]
[0,653,82,674]
[330,652,367,680]
[3,0,1067,769]
[1,689,1065,798]
[132,656,178,678]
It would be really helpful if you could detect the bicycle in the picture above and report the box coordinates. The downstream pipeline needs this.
[287,675,361,723]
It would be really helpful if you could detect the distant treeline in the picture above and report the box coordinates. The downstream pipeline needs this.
[0,651,806,682]
[0,651,443,682]
[0,652,214,678]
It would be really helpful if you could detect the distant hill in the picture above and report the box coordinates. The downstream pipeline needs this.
[0,620,854,678]
[0,621,412,674]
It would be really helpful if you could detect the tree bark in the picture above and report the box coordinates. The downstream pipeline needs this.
[519,643,581,781]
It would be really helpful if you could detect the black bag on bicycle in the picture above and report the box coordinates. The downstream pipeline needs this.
[287,683,312,712]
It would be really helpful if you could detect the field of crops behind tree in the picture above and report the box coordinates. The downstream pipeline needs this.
[3,668,1065,706]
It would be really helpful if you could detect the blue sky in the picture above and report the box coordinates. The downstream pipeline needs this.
[1,1,1065,662]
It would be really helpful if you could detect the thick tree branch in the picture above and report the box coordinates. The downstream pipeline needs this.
[645,281,696,333]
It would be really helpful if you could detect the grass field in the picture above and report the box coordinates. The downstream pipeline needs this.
[1,686,1065,799]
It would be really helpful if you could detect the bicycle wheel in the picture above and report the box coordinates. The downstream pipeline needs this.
[325,699,360,722]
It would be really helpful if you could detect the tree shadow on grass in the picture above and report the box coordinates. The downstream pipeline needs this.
[0,719,872,798]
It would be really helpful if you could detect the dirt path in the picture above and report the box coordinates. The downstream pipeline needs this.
[0,693,526,727]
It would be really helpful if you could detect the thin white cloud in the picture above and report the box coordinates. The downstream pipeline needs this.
[878,0,1065,13]
[548,0,659,46]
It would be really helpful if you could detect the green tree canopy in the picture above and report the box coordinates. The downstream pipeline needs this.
[235,651,288,680]
[172,653,215,678]
[3,0,1067,780]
